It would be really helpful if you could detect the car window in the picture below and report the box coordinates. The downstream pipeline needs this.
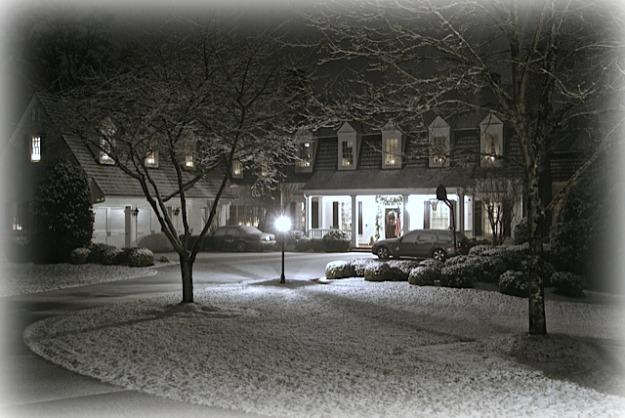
[213,228,227,237]
[226,227,241,237]
[416,233,431,242]
[402,231,419,243]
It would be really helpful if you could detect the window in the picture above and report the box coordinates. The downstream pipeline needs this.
[296,141,313,172]
[341,140,354,167]
[99,138,114,165]
[232,160,243,179]
[382,122,402,168]
[480,113,503,167]
[144,150,159,167]
[30,135,41,162]
[428,116,450,168]
[430,200,450,229]
[183,141,196,170]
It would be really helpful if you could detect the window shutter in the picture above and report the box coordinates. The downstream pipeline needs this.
[424,201,430,230]
[332,201,339,229]
[474,200,482,236]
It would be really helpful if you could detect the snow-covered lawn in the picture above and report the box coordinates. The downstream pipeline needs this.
[23,274,625,417]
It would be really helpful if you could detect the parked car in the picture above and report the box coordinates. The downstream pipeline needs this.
[371,229,470,261]
[203,225,276,252]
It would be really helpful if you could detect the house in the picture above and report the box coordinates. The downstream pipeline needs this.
[3,92,233,252]
[279,113,529,248]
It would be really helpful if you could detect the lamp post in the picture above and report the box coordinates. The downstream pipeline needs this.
[275,215,291,283]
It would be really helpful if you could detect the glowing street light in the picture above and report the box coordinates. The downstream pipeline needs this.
[275,215,292,283]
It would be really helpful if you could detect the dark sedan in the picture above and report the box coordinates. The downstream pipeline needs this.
[203,225,276,252]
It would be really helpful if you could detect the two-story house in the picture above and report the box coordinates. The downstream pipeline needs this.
[3,92,233,252]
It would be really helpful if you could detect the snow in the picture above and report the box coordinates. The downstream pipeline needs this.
[19,264,625,418]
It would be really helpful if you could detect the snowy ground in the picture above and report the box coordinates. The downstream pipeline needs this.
[18,262,625,418]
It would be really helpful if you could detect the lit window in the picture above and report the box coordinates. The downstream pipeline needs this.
[297,142,313,170]
[232,160,243,178]
[383,137,400,167]
[341,140,354,167]
[99,138,114,164]
[428,116,450,168]
[430,200,450,229]
[480,114,503,167]
[145,150,158,167]
[30,135,41,162]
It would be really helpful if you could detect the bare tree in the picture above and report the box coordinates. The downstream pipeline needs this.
[309,0,625,334]
[61,19,310,304]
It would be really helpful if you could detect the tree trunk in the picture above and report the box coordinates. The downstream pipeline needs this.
[526,173,547,335]
[179,252,194,304]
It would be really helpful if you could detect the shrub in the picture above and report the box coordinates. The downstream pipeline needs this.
[408,266,441,286]
[440,263,474,288]
[469,256,508,283]
[69,247,91,265]
[498,270,529,297]
[519,258,557,287]
[513,218,530,244]
[127,248,154,267]
[294,236,313,252]
[388,260,419,278]
[551,272,586,298]
[322,230,351,252]
[352,258,375,277]
[325,260,356,279]
[32,161,94,263]
[102,247,124,265]
[468,245,493,256]
[481,247,526,271]
[418,258,444,269]
[88,243,117,264]
[364,262,405,282]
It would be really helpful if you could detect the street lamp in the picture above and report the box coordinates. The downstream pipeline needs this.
[275,215,292,283]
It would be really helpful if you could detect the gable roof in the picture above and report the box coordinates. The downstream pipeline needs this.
[29,92,231,200]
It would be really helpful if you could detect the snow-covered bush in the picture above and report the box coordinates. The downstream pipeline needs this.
[364,262,405,282]
[468,245,492,256]
[551,272,586,298]
[88,243,117,264]
[418,258,444,269]
[408,266,440,286]
[325,260,356,279]
[69,247,91,265]
[352,258,375,277]
[388,260,419,278]
[498,270,528,297]
[322,230,351,252]
[469,256,508,283]
[102,247,124,265]
[440,263,474,288]
[482,247,525,271]
[513,217,530,244]
[127,248,154,267]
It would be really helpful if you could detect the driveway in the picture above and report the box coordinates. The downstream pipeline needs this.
[1,252,370,418]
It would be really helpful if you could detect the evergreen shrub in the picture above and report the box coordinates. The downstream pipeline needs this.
[408,266,440,286]
[325,260,356,279]
[498,270,529,297]
[128,248,154,267]
[322,230,351,252]
[551,272,586,298]
[364,262,405,282]
[69,247,91,265]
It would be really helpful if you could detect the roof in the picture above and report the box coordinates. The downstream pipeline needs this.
[34,92,231,200]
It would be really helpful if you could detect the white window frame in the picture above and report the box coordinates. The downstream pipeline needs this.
[99,138,115,165]
[337,123,360,171]
[294,129,314,173]
[144,149,159,168]
[183,141,196,170]
[30,135,42,163]
[480,113,504,167]
[232,160,243,179]
[428,116,450,168]
[382,122,402,169]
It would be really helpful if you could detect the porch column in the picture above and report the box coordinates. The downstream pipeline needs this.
[458,190,465,234]
[351,194,357,248]
[124,205,138,248]
[402,194,410,235]
[305,195,311,235]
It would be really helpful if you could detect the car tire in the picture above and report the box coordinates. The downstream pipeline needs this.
[376,246,391,259]
[236,241,247,252]
[432,248,447,261]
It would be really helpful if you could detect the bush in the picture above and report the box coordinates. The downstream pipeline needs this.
[481,247,526,271]
[513,218,530,244]
[69,247,91,265]
[551,272,586,298]
[440,263,474,288]
[388,260,419,278]
[127,248,154,267]
[88,243,117,264]
[322,230,351,252]
[469,256,508,283]
[498,270,529,297]
[102,247,124,265]
[364,262,405,282]
[352,258,375,277]
[325,260,356,279]
[32,161,94,263]
[468,245,493,256]
[418,258,444,269]
[408,266,441,286]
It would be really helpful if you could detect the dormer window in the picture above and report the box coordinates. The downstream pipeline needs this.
[428,116,450,168]
[340,139,354,167]
[382,122,403,168]
[144,150,159,167]
[337,122,361,171]
[480,113,503,167]
[30,135,42,162]
[183,141,196,170]
[232,160,243,179]
[294,129,314,173]
[99,138,115,165]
